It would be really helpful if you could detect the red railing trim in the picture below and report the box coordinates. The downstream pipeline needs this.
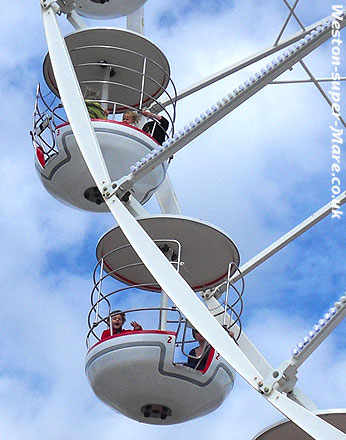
[55,119,159,144]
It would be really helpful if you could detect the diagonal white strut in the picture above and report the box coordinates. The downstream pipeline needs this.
[152,12,343,111]
[117,10,346,195]
[41,4,346,439]
[41,2,111,188]
[229,191,346,284]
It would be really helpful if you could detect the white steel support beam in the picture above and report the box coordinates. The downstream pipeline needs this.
[41,1,112,191]
[273,77,346,84]
[260,293,346,416]
[274,0,302,46]
[229,191,346,284]
[204,295,318,411]
[290,294,346,369]
[55,0,75,14]
[115,14,346,195]
[204,296,273,377]
[299,59,346,128]
[288,388,319,412]
[275,0,305,47]
[66,9,88,30]
[122,195,151,217]
[155,174,182,215]
[127,6,145,35]
[265,390,346,439]
[152,13,343,111]
[159,290,169,330]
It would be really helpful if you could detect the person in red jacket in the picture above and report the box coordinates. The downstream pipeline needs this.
[101,310,142,340]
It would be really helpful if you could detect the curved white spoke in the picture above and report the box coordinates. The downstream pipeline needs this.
[267,390,346,440]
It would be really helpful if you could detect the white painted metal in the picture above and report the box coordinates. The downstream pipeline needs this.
[155,174,182,215]
[229,191,346,284]
[116,14,346,194]
[36,121,167,211]
[41,5,111,191]
[127,5,145,35]
[73,0,148,20]
[100,66,110,112]
[259,400,346,440]
[85,331,235,424]
[274,0,305,46]
[253,409,346,440]
[159,291,168,330]
[121,195,151,218]
[299,60,346,128]
[204,295,318,411]
[204,296,272,377]
[290,295,346,369]
[288,388,319,412]
[96,215,239,292]
[273,77,346,84]
[66,9,88,30]
[253,410,346,440]
[152,13,341,111]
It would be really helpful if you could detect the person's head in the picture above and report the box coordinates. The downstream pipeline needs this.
[192,328,205,342]
[83,86,100,100]
[122,110,140,125]
[110,310,126,330]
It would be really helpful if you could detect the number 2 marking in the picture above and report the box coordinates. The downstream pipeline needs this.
[167,336,172,343]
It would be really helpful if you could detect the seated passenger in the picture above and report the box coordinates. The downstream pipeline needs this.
[185,327,235,370]
[142,110,169,145]
[122,110,140,126]
[101,310,142,340]
[86,101,108,119]
[185,329,211,371]
[84,87,109,119]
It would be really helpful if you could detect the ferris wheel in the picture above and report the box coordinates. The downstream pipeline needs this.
[31,0,346,437]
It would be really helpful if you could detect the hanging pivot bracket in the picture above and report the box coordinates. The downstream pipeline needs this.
[99,60,116,77]
[41,0,77,15]
[259,360,298,395]
[57,0,76,14]
[41,0,61,11]
[102,181,135,204]
[101,182,119,200]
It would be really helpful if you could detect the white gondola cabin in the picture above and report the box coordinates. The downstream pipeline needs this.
[86,329,235,425]
[31,27,176,212]
[85,214,241,424]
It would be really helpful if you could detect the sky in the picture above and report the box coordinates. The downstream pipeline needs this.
[1,0,345,439]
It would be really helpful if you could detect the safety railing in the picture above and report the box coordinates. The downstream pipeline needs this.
[30,83,66,163]
[208,262,245,342]
[86,237,244,369]
[88,239,182,344]
[71,44,177,128]
[31,57,176,165]
[86,306,185,349]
